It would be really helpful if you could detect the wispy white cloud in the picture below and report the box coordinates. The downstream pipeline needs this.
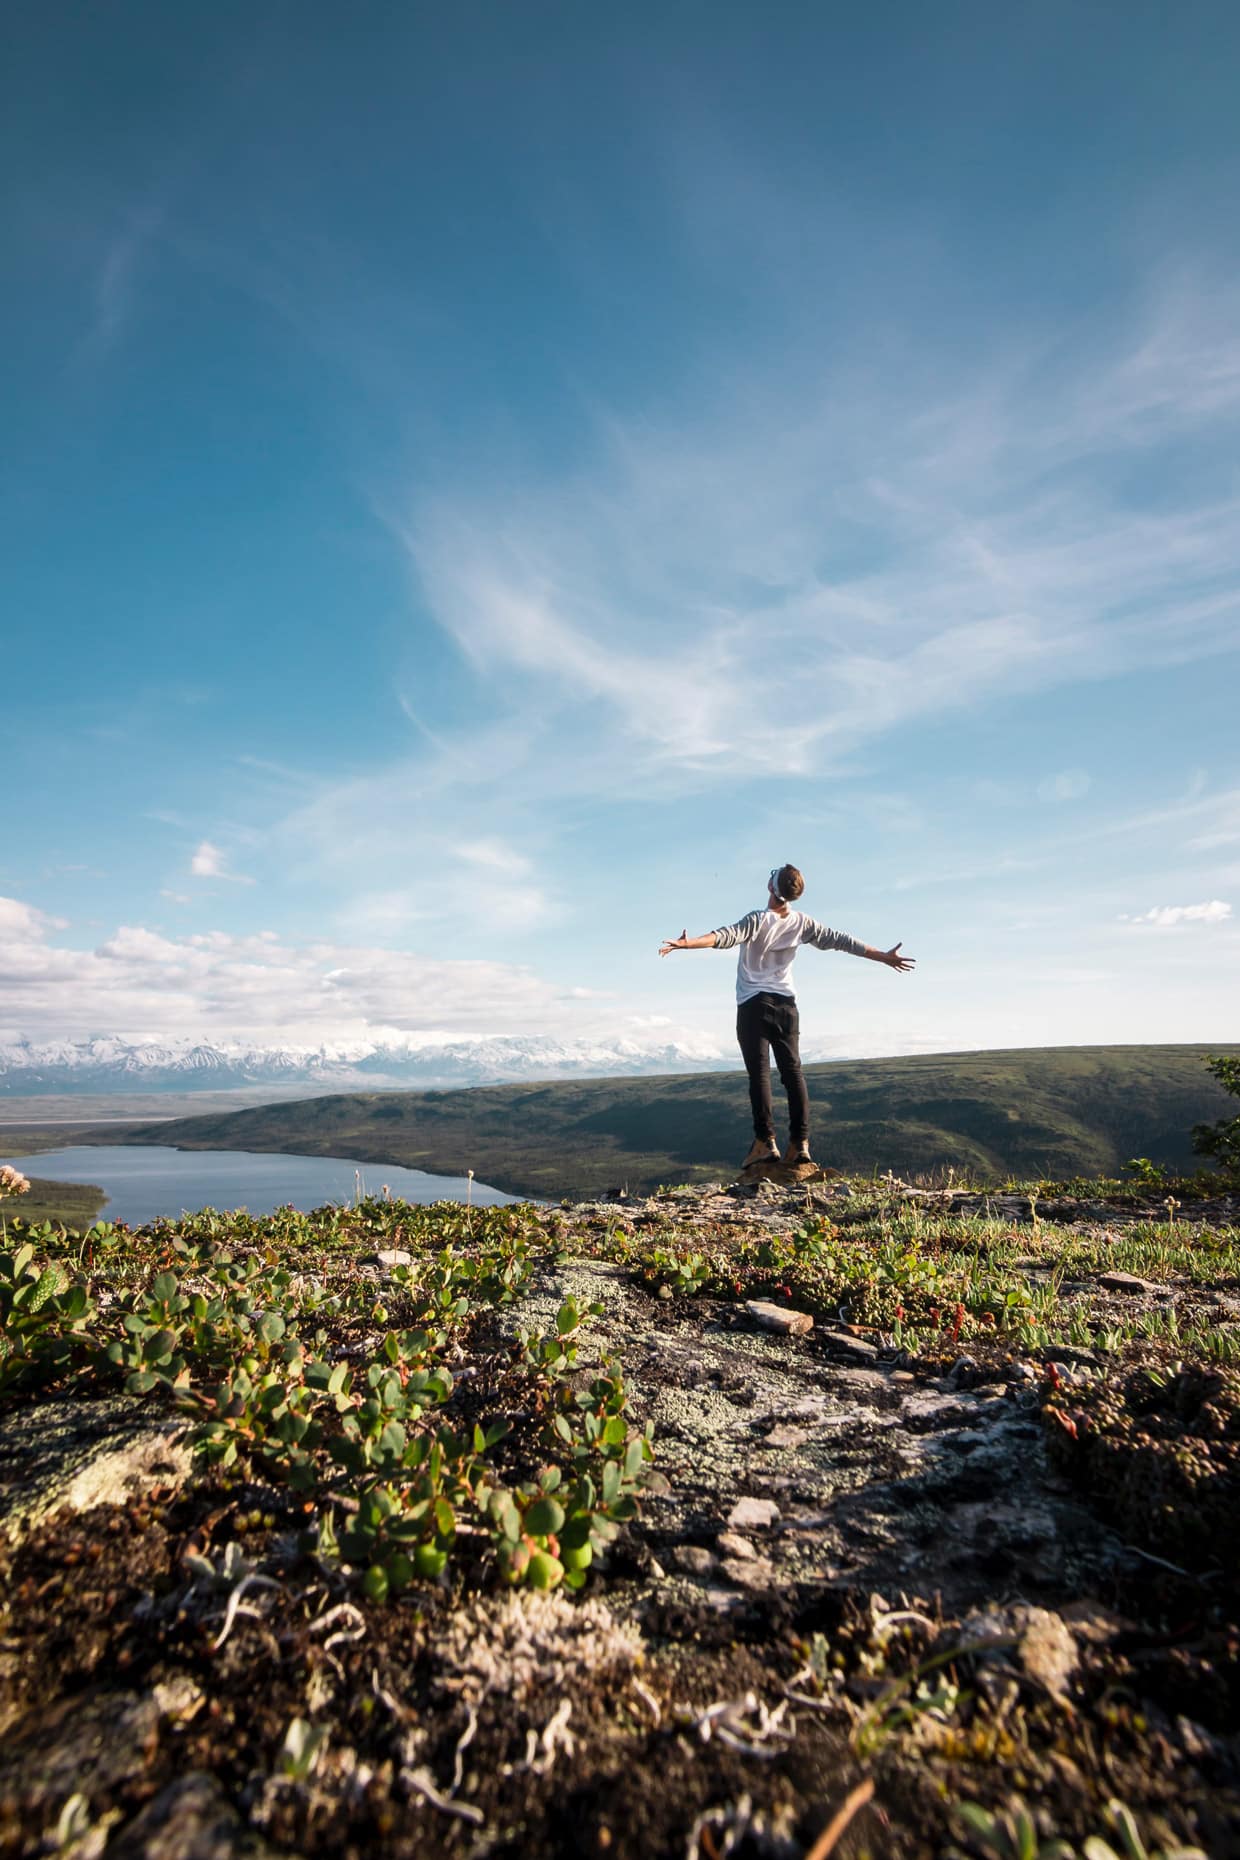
[459,839,533,879]
[74,199,168,363]
[1036,770,1091,804]
[1119,900,1232,928]
[399,266,1240,789]
[190,840,254,885]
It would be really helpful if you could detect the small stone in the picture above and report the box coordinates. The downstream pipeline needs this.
[825,1333,879,1364]
[720,1555,775,1590]
[759,1424,810,1450]
[1099,1271,1169,1295]
[965,1604,1078,1699]
[671,1544,717,1575]
[1017,1609,1078,1697]
[366,1248,412,1268]
[152,1676,205,1724]
[715,1531,757,1560]
[1010,1362,1037,1381]
[889,1370,916,1383]
[727,1496,780,1530]
[658,1285,674,1300]
[1176,1715,1221,1761]
[947,1354,979,1388]
[746,1300,813,1337]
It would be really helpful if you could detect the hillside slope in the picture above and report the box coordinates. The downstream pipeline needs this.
[120,1044,1240,1199]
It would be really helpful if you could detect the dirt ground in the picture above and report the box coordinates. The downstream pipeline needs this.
[1,1179,1237,1858]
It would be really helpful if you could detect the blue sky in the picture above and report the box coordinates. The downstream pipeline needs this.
[3,1,1239,1060]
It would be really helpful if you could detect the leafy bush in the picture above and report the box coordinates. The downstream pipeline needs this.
[1191,1054,1240,1177]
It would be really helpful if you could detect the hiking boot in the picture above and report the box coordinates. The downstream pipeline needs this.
[783,1140,812,1166]
[743,1137,780,1168]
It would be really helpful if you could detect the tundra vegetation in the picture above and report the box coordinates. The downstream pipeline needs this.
[0,1070,1238,1856]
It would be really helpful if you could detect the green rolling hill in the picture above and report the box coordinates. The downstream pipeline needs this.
[113,1044,1240,1200]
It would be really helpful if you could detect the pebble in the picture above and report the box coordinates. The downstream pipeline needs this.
[825,1332,880,1363]
[1099,1271,1170,1295]
[720,1555,775,1590]
[745,1300,813,1337]
[760,1425,811,1450]
[715,1530,758,1560]
[366,1248,412,1268]
[966,1604,1079,1699]
[671,1544,717,1574]
[727,1496,781,1530]
[151,1676,204,1724]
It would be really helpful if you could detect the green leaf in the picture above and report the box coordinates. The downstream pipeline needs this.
[559,1513,592,1551]
[329,1436,367,1474]
[491,1491,521,1542]
[524,1495,565,1537]
[379,1420,407,1457]
[555,1301,578,1336]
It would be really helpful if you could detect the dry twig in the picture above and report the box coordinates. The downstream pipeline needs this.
[804,1778,876,1860]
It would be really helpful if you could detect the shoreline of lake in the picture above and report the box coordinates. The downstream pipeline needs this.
[4,1145,525,1227]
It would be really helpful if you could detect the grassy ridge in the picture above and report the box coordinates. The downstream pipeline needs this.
[1,1177,107,1227]
[115,1043,1240,1200]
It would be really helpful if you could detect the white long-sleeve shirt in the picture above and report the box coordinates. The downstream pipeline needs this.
[712,908,867,1004]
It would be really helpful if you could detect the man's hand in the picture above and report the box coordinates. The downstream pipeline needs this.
[881,943,915,972]
[659,929,690,956]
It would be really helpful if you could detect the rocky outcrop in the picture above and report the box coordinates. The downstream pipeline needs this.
[0,1397,191,1542]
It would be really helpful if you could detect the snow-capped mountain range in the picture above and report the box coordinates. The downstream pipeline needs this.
[0,1035,736,1095]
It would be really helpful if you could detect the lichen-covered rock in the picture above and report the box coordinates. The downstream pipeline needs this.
[0,1397,192,1541]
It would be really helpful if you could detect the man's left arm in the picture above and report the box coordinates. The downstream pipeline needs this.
[802,919,916,972]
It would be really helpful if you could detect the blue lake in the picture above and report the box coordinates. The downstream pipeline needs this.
[14,1146,524,1226]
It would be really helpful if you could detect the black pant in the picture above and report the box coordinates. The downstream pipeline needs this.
[736,991,809,1144]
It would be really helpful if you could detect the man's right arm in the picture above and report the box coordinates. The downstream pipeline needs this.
[659,930,718,955]
[710,911,762,950]
[660,910,761,956]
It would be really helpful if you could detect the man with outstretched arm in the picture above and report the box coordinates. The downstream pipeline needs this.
[659,864,915,1170]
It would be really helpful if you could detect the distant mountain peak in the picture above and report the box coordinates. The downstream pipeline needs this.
[0,1033,732,1095]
